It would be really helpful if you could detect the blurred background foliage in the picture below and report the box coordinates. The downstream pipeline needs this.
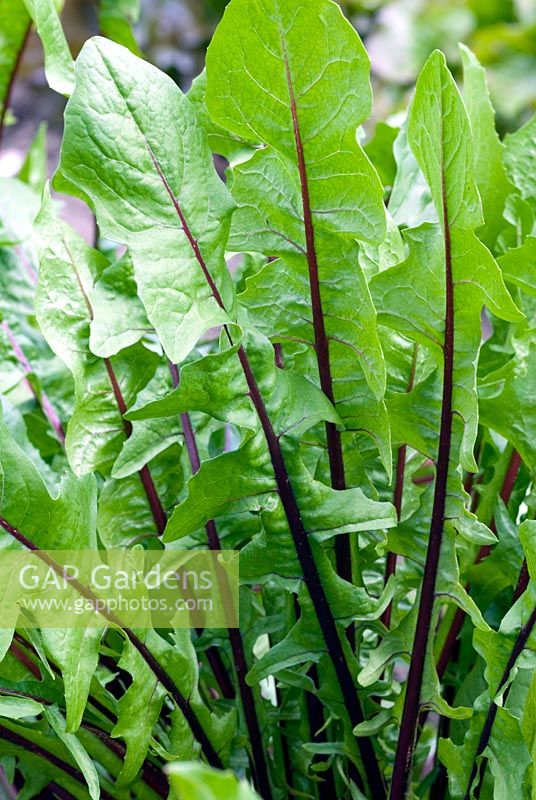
[2,0,535,193]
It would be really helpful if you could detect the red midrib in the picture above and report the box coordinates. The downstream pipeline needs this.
[146,134,387,798]
[390,166,455,797]
[281,44,351,591]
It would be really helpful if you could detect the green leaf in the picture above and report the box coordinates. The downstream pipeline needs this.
[206,0,387,429]
[480,331,536,471]
[98,444,181,547]
[391,52,521,472]
[504,113,536,206]
[167,762,261,800]
[166,433,395,545]
[55,37,235,364]
[0,409,101,731]
[206,0,385,242]
[22,0,74,96]
[188,70,252,161]
[18,122,48,195]
[41,628,102,733]
[0,407,97,551]
[128,326,340,438]
[388,114,436,229]
[45,704,101,800]
[0,0,31,132]
[459,44,513,249]
[499,235,536,298]
[111,638,166,786]
[364,122,399,189]
[34,189,160,476]
[0,696,42,720]
[238,253,392,470]
[88,250,151,359]
[98,0,142,57]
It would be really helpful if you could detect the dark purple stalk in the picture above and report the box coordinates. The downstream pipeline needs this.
[381,446,406,630]
[12,633,117,725]
[168,364,235,701]
[463,603,536,799]
[0,723,115,800]
[102,358,167,535]
[64,249,167,534]
[390,173,455,799]
[499,450,522,506]
[169,363,272,800]
[281,44,350,586]
[0,517,223,769]
[291,596,337,798]
[512,561,529,602]
[148,149,385,799]
[82,725,168,796]
[8,640,41,679]
[0,687,168,797]
[238,340,384,797]
[48,784,77,800]
[199,639,235,701]
[2,320,66,445]
[304,689,339,798]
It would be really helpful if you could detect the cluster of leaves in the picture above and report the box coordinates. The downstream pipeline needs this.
[0,0,535,799]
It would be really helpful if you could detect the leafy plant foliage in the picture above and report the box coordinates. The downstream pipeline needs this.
[0,0,535,798]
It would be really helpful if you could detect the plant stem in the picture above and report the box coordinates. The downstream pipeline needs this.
[0,517,222,769]
[305,667,339,799]
[82,724,168,797]
[0,722,115,800]
[281,41,351,589]
[195,628,235,700]
[103,357,167,534]
[148,150,386,799]
[24,238,167,533]
[61,240,168,535]
[390,173,455,799]
[168,362,273,800]
[48,784,76,800]
[512,561,529,602]
[291,595,337,798]
[463,602,536,799]
[8,641,41,679]
[0,687,168,798]
[13,632,118,726]
[237,346,384,797]
[1,320,66,445]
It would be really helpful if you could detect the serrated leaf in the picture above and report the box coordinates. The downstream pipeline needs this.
[55,37,235,364]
